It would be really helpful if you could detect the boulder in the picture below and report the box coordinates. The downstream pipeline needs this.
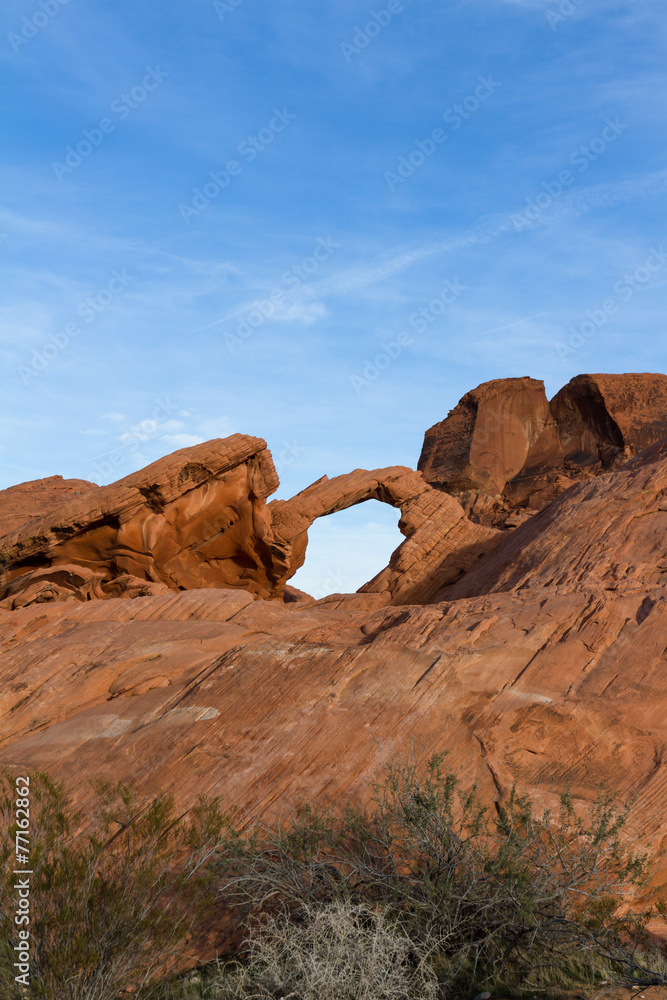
[0,436,280,608]
[418,372,667,527]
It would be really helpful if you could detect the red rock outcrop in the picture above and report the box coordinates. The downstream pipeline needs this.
[551,373,667,471]
[1,372,667,963]
[3,373,665,611]
[418,376,564,495]
[269,466,502,605]
[445,439,667,599]
[0,436,280,608]
[419,372,667,527]
[0,438,666,959]
[0,475,98,538]
[0,460,503,610]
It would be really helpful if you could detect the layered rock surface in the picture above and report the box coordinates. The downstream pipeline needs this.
[3,372,665,610]
[0,436,281,608]
[269,466,502,605]
[0,475,98,538]
[0,457,501,609]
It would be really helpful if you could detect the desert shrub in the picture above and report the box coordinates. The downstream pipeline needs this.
[0,770,231,1000]
[1,757,665,1000]
[217,752,667,997]
[210,901,439,1000]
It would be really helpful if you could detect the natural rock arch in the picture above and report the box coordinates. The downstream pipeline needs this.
[268,466,501,605]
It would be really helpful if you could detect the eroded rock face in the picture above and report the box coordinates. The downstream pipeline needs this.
[418,376,563,495]
[0,440,666,963]
[0,375,667,609]
[418,372,667,528]
[1,373,665,613]
[0,458,502,609]
[551,373,667,472]
[1,372,667,962]
[446,439,667,600]
[0,436,280,608]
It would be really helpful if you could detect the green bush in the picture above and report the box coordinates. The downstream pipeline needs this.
[1,756,665,1000]
[216,752,667,998]
[0,770,231,1000]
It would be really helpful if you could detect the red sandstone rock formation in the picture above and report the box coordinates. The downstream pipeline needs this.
[0,475,98,538]
[419,372,667,527]
[1,371,667,961]
[418,376,563,495]
[0,436,280,608]
[0,436,665,960]
[0,459,503,611]
[3,373,665,611]
[269,466,502,605]
[551,372,667,471]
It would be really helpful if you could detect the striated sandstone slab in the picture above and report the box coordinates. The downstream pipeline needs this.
[446,439,667,600]
[0,475,98,538]
[1,443,667,960]
[0,446,665,822]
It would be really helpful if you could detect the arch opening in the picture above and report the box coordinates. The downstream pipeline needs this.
[288,499,404,601]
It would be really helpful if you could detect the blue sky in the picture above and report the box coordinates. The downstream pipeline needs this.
[1,0,666,595]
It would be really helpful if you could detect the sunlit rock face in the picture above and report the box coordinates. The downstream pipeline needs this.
[418,372,667,527]
[0,435,281,607]
[1,371,666,960]
[3,372,665,609]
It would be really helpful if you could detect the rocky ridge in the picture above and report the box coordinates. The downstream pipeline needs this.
[0,371,666,954]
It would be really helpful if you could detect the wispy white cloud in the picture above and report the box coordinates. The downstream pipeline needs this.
[301,169,667,301]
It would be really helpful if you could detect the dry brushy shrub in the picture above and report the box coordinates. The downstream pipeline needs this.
[209,900,439,1000]
[217,752,667,997]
